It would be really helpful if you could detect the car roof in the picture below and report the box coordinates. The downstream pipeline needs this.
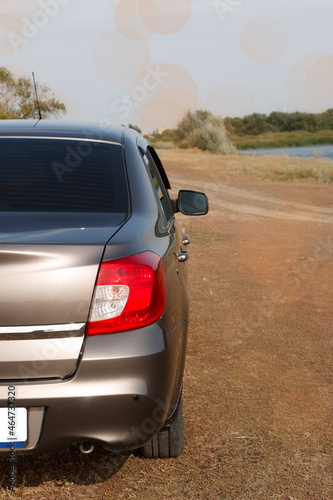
[0,120,135,144]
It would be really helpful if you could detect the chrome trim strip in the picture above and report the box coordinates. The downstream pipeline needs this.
[0,337,83,362]
[0,136,122,146]
[0,337,84,379]
[0,323,85,340]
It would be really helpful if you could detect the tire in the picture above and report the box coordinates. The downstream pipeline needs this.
[140,393,185,458]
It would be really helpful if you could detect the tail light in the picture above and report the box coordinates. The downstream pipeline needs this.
[86,251,166,336]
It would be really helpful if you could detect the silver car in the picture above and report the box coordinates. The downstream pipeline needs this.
[0,120,208,459]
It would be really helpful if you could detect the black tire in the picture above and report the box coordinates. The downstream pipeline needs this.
[140,393,185,458]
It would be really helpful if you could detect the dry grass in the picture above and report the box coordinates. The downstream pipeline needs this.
[0,150,332,499]
[238,154,333,183]
[159,149,333,184]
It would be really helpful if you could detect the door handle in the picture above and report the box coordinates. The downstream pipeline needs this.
[177,251,189,262]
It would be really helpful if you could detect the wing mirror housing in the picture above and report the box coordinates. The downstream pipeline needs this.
[173,190,209,216]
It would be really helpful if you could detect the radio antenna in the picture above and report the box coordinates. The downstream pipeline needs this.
[32,72,42,122]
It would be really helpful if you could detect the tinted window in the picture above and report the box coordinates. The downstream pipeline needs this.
[0,138,129,213]
[143,153,173,224]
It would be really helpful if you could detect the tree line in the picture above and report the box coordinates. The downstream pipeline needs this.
[224,110,333,136]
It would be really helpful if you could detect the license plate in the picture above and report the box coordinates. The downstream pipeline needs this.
[0,408,27,448]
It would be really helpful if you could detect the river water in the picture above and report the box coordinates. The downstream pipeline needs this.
[239,144,333,161]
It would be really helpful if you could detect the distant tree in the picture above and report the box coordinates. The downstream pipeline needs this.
[241,113,272,135]
[322,109,333,129]
[224,116,243,134]
[0,67,66,119]
[128,123,142,133]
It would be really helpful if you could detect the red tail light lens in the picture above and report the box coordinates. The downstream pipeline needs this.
[86,251,166,336]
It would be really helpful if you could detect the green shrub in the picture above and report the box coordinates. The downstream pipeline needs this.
[152,128,181,146]
[177,110,236,154]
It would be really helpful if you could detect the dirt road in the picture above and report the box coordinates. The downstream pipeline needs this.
[0,151,332,499]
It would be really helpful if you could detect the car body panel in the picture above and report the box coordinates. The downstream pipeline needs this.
[0,212,127,244]
[0,242,105,327]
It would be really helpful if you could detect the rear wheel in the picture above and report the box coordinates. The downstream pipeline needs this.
[140,393,185,458]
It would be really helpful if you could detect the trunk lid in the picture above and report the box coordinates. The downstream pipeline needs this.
[0,212,125,380]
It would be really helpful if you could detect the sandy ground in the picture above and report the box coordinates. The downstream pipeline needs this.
[0,151,332,499]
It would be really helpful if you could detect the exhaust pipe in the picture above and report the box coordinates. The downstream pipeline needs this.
[78,442,95,455]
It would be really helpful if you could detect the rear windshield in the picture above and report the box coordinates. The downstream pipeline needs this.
[0,138,129,213]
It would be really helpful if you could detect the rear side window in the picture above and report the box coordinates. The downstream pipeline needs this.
[142,152,173,225]
[0,138,129,213]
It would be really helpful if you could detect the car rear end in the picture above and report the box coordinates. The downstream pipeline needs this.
[0,122,187,455]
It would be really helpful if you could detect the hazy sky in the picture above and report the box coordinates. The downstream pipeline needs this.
[0,0,332,132]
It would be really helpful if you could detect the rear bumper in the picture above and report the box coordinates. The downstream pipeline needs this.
[0,321,187,455]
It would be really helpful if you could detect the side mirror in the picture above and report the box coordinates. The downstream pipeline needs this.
[177,190,209,216]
